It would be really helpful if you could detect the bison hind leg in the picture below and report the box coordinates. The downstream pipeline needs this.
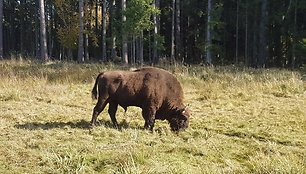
[108,102,119,128]
[90,100,108,127]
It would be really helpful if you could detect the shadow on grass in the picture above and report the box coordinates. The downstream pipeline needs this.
[14,119,141,130]
[15,119,91,130]
[203,127,303,147]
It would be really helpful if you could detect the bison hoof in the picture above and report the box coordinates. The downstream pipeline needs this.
[113,124,120,129]
[89,123,95,129]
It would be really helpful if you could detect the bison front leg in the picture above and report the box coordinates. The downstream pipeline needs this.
[142,108,156,131]
[108,102,119,128]
[90,99,108,127]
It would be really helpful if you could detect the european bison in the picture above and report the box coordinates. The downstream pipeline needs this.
[90,67,190,131]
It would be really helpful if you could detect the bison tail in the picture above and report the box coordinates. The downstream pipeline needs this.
[92,73,102,100]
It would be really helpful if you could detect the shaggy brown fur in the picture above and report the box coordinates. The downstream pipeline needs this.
[90,67,190,131]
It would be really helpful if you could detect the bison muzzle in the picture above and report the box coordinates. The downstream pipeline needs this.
[90,67,190,131]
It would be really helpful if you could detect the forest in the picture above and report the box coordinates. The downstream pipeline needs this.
[0,0,306,68]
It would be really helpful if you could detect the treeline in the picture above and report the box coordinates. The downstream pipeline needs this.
[0,0,306,67]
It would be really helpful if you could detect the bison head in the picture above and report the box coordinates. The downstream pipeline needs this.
[169,106,190,132]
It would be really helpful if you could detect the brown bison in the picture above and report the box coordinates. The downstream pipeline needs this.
[90,67,190,131]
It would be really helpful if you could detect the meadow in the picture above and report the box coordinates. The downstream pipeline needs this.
[0,60,305,174]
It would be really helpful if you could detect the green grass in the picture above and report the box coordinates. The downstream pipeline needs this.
[0,60,305,173]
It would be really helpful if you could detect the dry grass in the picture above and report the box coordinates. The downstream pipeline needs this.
[0,60,305,173]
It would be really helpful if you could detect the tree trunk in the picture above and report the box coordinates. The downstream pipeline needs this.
[175,0,181,61]
[245,3,248,66]
[148,30,152,63]
[250,4,259,67]
[170,0,175,63]
[0,0,3,59]
[258,0,268,67]
[95,0,98,31]
[153,0,160,64]
[122,0,128,64]
[20,0,25,56]
[48,3,54,58]
[111,0,117,60]
[205,0,212,64]
[68,48,73,60]
[78,0,85,63]
[235,0,239,65]
[139,31,144,65]
[39,0,48,61]
[85,33,89,61]
[252,26,258,67]
[85,0,89,61]
[8,1,14,54]
[132,35,136,64]
[48,4,56,57]
[102,0,107,61]
[111,35,117,60]
[35,17,40,58]
[291,0,297,68]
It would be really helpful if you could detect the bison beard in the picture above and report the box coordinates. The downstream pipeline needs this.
[90,67,190,131]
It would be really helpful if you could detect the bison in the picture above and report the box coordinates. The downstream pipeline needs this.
[90,67,190,131]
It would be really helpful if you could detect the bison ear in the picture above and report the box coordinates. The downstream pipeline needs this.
[178,104,189,114]
[113,76,122,83]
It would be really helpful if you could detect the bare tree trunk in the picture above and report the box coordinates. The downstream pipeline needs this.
[122,0,128,64]
[0,0,3,59]
[95,0,98,31]
[111,35,117,60]
[85,34,89,61]
[85,0,89,61]
[153,0,160,64]
[35,19,40,58]
[20,0,25,56]
[48,3,54,59]
[148,30,152,63]
[78,0,84,63]
[175,0,181,61]
[291,0,298,68]
[102,0,107,61]
[245,3,248,66]
[111,0,117,60]
[235,0,239,65]
[68,48,73,60]
[39,0,48,61]
[252,27,258,67]
[139,31,144,65]
[170,0,175,63]
[205,0,212,64]
[258,0,268,67]
[132,35,136,64]
[8,1,14,54]
[250,4,259,67]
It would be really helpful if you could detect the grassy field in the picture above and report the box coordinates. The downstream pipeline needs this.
[0,60,305,174]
